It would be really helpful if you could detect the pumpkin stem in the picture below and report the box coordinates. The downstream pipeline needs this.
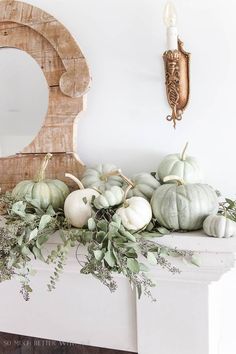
[180,142,189,161]
[105,169,135,188]
[65,173,85,190]
[223,206,228,218]
[123,184,133,205]
[163,175,185,186]
[35,153,52,182]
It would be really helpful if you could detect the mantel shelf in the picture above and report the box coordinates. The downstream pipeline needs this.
[1,228,236,354]
[156,230,236,253]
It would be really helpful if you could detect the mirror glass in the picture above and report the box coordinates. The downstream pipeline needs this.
[0,48,49,157]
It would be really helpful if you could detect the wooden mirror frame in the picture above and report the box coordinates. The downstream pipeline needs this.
[0,0,90,192]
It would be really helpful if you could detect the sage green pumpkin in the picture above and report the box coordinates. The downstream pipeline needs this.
[151,176,218,231]
[12,154,70,211]
[158,143,203,184]
[81,164,123,192]
[94,186,124,210]
[126,173,160,201]
[203,215,236,238]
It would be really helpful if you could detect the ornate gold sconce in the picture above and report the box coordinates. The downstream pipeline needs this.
[163,39,190,129]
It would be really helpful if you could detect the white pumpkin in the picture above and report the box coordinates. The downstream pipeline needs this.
[81,164,123,192]
[158,143,204,184]
[94,186,124,209]
[203,215,236,238]
[116,196,152,232]
[151,176,218,231]
[126,173,160,201]
[64,174,99,228]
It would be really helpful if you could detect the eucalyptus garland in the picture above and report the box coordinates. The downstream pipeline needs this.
[0,192,198,301]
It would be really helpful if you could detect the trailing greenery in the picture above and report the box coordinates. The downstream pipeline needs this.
[0,192,197,301]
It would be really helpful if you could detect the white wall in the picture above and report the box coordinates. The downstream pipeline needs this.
[21,0,236,197]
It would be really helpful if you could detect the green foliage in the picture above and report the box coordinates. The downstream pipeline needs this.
[0,192,198,302]
[0,194,65,300]
[219,198,236,221]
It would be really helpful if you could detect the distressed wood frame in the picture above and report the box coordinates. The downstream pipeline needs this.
[0,0,91,192]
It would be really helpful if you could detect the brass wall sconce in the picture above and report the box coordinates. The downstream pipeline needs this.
[163,39,190,129]
[163,2,190,129]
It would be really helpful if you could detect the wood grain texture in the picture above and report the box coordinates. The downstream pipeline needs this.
[0,1,91,193]
[0,153,85,192]
[0,332,136,354]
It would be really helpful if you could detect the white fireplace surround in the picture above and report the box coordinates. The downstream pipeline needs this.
[0,231,236,354]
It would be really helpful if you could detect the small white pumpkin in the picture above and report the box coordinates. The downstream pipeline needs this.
[81,164,123,192]
[94,186,124,209]
[151,175,218,231]
[158,143,204,184]
[64,174,99,228]
[126,173,160,201]
[116,195,152,232]
[203,215,236,238]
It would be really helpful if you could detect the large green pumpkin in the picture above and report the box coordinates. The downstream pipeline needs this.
[151,176,218,231]
[12,154,70,211]
[157,143,203,184]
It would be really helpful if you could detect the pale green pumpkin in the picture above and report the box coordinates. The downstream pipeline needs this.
[81,164,123,192]
[12,153,70,211]
[94,186,124,210]
[203,215,236,238]
[126,173,160,201]
[151,176,218,231]
[158,143,203,184]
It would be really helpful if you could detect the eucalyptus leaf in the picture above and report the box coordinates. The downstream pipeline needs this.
[97,220,108,233]
[125,249,137,258]
[88,218,96,231]
[33,246,45,262]
[11,201,26,218]
[112,214,122,228]
[147,252,157,265]
[21,245,31,256]
[119,226,136,242]
[96,231,107,243]
[39,215,52,231]
[157,227,170,235]
[46,205,56,216]
[17,233,25,246]
[36,234,49,249]
[104,251,116,268]
[127,259,140,273]
[109,221,119,233]
[191,254,201,267]
[93,250,104,261]
[25,197,42,210]
[28,228,38,242]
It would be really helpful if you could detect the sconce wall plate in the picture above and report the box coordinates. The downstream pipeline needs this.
[163,39,190,128]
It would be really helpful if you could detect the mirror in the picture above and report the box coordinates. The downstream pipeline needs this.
[0,48,49,157]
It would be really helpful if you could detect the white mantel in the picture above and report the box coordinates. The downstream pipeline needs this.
[0,231,236,354]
